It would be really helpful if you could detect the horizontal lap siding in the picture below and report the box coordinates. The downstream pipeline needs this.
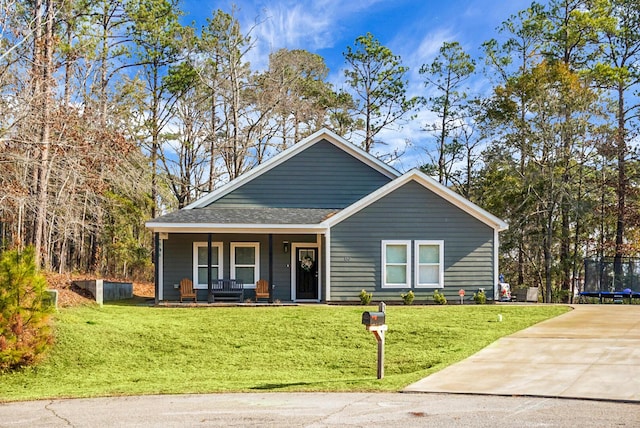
[162,233,317,302]
[330,181,496,302]
[212,140,392,208]
[162,234,195,301]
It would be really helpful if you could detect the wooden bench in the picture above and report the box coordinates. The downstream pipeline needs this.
[210,279,244,302]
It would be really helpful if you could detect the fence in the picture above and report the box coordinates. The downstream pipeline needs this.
[583,257,640,292]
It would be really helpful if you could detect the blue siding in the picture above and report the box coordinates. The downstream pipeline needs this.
[162,233,318,302]
[211,139,393,208]
[329,181,496,302]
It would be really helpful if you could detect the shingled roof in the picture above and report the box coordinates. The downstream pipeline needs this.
[148,207,340,226]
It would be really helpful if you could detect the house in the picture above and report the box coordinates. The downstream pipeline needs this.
[146,128,508,303]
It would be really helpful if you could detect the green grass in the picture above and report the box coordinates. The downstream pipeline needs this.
[0,303,568,401]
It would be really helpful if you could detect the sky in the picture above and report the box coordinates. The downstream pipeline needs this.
[179,0,536,171]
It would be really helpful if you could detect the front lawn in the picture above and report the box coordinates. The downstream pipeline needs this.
[0,304,568,401]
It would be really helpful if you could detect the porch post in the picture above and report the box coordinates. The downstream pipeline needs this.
[268,234,273,303]
[154,232,160,305]
[207,233,213,303]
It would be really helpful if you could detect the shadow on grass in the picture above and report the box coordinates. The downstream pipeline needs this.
[105,296,155,307]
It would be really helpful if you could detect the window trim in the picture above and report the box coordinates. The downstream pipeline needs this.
[381,240,411,288]
[231,242,260,289]
[193,242,223,289]
[414,240,444,288]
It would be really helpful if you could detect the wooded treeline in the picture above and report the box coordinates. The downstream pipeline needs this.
[1,0,638,302]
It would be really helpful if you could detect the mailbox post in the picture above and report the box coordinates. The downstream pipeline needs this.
[362,301,387,379]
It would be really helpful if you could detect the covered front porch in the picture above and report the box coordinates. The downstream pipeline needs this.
[150,222,332,304]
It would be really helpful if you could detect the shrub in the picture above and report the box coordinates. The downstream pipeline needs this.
[0,247,54,372]
[400,290,414,305]
[433,289,447,305]
[359,289,372,305]
[473,289,487,304]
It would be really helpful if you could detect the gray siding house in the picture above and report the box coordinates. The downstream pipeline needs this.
[146,129,508,303]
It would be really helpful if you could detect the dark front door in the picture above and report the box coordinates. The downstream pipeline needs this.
[296,248,318,300]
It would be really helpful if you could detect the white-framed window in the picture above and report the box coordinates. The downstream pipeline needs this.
[382,240,411,288]
[193,242,223,289]
[231,242,260,289]
[414,240,444,288]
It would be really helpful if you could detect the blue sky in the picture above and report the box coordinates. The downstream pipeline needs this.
[180,0,536,170]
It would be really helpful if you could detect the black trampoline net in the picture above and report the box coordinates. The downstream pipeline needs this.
[583,258,640,292]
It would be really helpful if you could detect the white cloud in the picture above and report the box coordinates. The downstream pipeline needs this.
[236,0,386,70]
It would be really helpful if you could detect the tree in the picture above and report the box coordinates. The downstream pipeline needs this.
[543,0,603,300]
[343,32,417,153]
[592,0,640,288]
[487,60,602,302]
[419,41,476,185]
[32,0,55,268]
[161,60,210,208]
[126,0,183,219]
[482,3,549,288]
[256,48,337,150]
[196,8,259,181]
[0,247,53,372]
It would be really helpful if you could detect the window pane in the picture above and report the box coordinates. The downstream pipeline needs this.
[198,247,207,265]
[198,267,207,283]
[235,247,255,264]
[419,245,439,263]
[299,249,315,261]
[419,265,439,284]
[386,244,407,263]
[236,267,255,284]
[198,247,218,265]
[197,267,219,284]
[386,265,407,284]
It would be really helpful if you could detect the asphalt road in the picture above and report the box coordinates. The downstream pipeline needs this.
[1,392,639,427]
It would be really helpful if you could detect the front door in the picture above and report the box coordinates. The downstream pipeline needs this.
[296,248,318,300]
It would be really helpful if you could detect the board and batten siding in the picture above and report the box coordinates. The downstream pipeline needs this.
[210,139,392,208]
[329,181,496,302]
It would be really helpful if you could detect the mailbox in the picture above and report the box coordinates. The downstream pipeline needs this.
[362,311,386,326]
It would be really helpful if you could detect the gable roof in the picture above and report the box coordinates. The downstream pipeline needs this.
[184,128,400,209]
[322,169,509,231]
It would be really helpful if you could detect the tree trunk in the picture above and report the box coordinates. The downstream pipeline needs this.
[613,83,626,291]
[34,0,55,268]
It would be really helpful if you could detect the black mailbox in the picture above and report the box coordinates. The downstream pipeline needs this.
[362,311,386,326]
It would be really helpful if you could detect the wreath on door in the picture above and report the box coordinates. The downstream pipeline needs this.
[300,255,314,272]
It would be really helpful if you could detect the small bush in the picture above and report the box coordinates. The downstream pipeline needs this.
[433,289,447,305]
[0,247,54,372]
[400,290,414,305]
[473,289,487,304]
[359,289,372,305]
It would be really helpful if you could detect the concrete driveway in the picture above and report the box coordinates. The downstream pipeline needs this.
[405,305,640,402]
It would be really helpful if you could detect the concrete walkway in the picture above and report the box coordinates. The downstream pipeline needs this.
[405,305,640,402]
